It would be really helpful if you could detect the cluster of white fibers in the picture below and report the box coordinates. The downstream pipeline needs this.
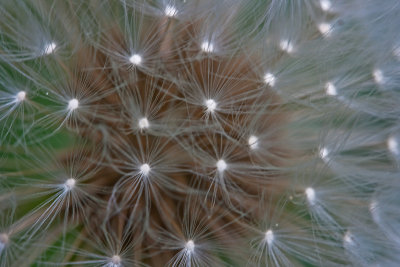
[1,0,400,266]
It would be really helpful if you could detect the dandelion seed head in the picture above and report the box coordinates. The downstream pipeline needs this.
[68,98,79,111]
[216,159,227,173]
[110,255,121,266]
[140,163,151,176]
[263,73,276,87]
[43,42,57,55]
[138,117,149,129]
[264,229,274,245]
[129,54,142,65]
[165,5,178,17]
[248,135,259,150]
[305,187,316,205]
[387,136,399,155]
[373,69,384,84]
[325,82,337,96]
[204,99,217,113]
[319,147,329,160]
[320,0,332,12]
[15,91,26,102]
[64,178,76,191]
[201,41,214,53]
[279,40,294,54]
[318,23,332,36]
[185,240,195,253]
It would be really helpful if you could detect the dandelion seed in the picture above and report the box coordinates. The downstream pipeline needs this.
[129,54,142,65]
[264,230,274,246]
[110,255,121,267]
[325,82,337,96]
[138,117,149,129]
[164,5,178,17]
[64,178,76,191]
[263,73,276,87]
[387,136,399,155]
[15,91,26,102]
[43,42,57,55]
[320,0,332,12]
[68,98,79,111]
[305,187,316,205]
[319,147,329,161]
[185,240,195,253]
[0,233,8,252]
[201,41,214,53]
[140,163,151,176]
[216,159,227,173]
[279,40,294,54]
[204,99,217,113]
[248,135,259,150]
[373,69,384,85]
[343,231,355,246]
[318,23,333,36]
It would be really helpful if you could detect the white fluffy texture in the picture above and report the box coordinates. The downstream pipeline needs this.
[138,117,149,129]
[43,42,57,55]
[216,159,227,173]
[15,91,26,102]
[68,98,79,110]
[164,5,177,17]
[129,54,142,65]
[204,99,217,113]
[263,73,276,87]
[264,230,274,246]
[248,135,259,150]
[201,41,214,53]
[140,163,151,176]
[64,178,76,191]
[325,82,337,96]
[185,240,195,252]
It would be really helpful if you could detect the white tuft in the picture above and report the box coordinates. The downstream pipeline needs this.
[165,5,178,17]
[185,240,195,253]
[140,163,151,176]
[318,23,332,36]
[16,91,26,102]
[373,69,384,85]
[320,0,332,12]
[305,187,316,205]
[138,118,150,129]
[205,99,217,112]
[0,233,9,252]
[129,54,142,65]
[343,231,355,245]
[201,41,214,53]
[265,229,274,245]
[319,147,329,160]
[325,82,337,96]
[68,98,79,111]
[110,255,121,266]
[43,42,57,55]
[216,159,227,173]
[263,73,276,87]
[248,135,259,150]
[387,136,399,155]
[279,40,294,54]
[64,178,76,191]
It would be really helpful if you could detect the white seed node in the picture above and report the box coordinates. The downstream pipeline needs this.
[185,240,195,253]
[201,41,214,53]
[165,5,178,17]
[110,255,121,266]
[325,82,337,96]
[16,91,26,102]
[43,42,57,55]
[205,99,217,112]
[129,54,142,65]
[0,233,8,252]
[279,40,294,54]
[373,69,384,84]
[318,23,332,36]
[140,163,151,176]
[248,135,259,150]
[320,0,332,12]
[216,159,227,173]
[138,118,149,129]
[305,187,316,205]
[68,98,79,111]
[263,73,276,87]
[343,231,355,246]
[64,178,76,191]
[265,229,274,245]
[319,147,329,160]
[388,136,399,155]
